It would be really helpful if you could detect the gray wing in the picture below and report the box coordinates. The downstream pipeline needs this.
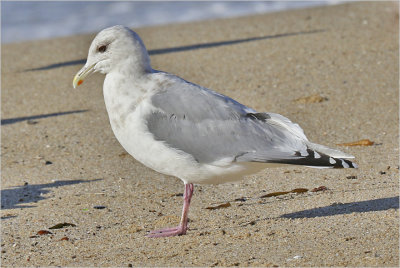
[151,73,254,121]
[147,74,307,164]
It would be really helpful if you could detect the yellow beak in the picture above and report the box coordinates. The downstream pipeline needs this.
[72,63,96,88]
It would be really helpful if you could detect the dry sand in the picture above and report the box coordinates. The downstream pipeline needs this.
[1,2,399,267]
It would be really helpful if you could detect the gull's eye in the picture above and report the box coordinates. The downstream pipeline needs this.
[98,45,107,53]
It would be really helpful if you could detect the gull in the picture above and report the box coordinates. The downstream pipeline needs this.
[73,25,357,237]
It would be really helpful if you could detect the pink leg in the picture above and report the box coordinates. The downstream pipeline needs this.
[147,183,194,238]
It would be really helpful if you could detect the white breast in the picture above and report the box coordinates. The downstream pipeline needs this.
[103,73,202,181]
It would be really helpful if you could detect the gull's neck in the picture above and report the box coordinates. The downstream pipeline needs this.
[103,53,156,125]
[104,68,153,104]
[114,50,152,77]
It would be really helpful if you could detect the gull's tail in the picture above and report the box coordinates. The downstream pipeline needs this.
[258,112,357,169]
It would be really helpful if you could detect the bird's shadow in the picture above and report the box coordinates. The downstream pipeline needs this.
[1,179,101,212]
[281,196,399,219]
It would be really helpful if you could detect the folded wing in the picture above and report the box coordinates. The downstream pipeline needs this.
[146,73,356,168]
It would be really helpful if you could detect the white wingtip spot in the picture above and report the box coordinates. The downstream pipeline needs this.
[300,150,309,156]
[341,159,350,168]
[314,151,321,159]
[329,157,336,164]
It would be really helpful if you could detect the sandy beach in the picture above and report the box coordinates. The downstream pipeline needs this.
[1,2,398,267]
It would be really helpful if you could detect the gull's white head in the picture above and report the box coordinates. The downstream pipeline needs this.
[73,25,151,88]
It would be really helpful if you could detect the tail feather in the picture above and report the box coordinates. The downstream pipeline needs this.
[306,142,355,159]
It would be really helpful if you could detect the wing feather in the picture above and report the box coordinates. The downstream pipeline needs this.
[147,74,306,164]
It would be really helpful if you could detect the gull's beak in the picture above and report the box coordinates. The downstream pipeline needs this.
[72,63,96,88]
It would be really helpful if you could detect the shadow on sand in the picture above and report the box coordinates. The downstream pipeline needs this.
[1,110,88,125]
[26,29,325,71]
[281,196,399,219]
[1,179,101,211]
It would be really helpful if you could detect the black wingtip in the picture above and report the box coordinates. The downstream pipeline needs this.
[273,149,358,168]
[332,158,358,169]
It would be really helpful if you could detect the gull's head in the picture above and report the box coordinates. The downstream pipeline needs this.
[73,25,151,88]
